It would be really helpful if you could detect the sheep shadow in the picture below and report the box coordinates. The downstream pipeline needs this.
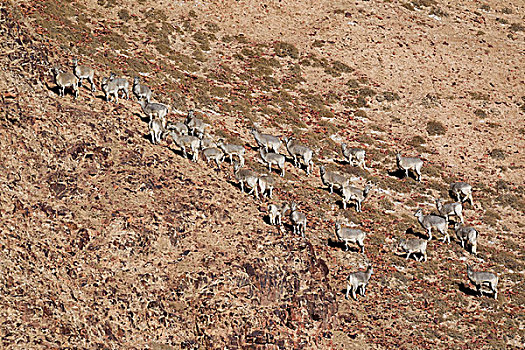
[281,222,294,234]
[448,189,459,202]
[320,186,343,197]
[327,238,362,252]
[49,85,78,99]
[406,228,428,240]
[327,238,346,250]
[458,282,479,297]
[248,144,260,152]
[135,112,149,124]
[335,199,358,211]
[77,82,95,92]
[263,218,288,235]
[388,168,409,180]
[262,214,273,226]
[95,94,108,102]
[142,133,154,144]
[48,85,62,96]
[227,179,258,197]
[169,146,191,160]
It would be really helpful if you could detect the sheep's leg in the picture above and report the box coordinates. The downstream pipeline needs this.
[193,149,198,162]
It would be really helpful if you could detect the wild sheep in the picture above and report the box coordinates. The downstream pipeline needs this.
[268,202,290,226]
[436,198,464,224]
[170,131,200,162]
[101,75,129,103]
[284,137,314,175]
[199,137,217,150]
[72,58,95,92]
[233,161,259,198]
[258,174,275,199]
[466,265,498,299]
[414,209,448,242]
[53,67,79,98]
[397,238,428,262]
[251,128,281,153]
[334,222,366,252]
[217,140,245,167]
[138,99,169,124]
[108,73,129,99]
[450,182,473,206]
[346,265,373,300]
[202,147,224,170]
[166,121,188,136]
[396,152,423,182]
[290,202,307,237]
[319,165,349,194]
[259,148,285,177]
[185,110,208,139]
[342,143,367,169]
[133,76,152,103]
[455,223,478,255]
[149,118,164,145]
[342,184,371,212]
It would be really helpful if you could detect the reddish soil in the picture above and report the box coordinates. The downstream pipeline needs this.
[0,0,523,348]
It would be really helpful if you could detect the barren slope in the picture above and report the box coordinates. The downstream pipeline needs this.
[0,0,524,349]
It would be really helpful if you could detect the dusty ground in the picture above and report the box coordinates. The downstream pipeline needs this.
[0,0,524,348]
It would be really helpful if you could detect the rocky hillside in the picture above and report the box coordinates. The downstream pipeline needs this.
[0,0,523,348]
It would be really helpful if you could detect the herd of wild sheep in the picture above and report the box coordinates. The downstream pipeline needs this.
[52,60,500,301]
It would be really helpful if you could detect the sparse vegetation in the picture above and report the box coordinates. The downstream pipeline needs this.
[426,120,446,136]
[430,7,449,17]
[469,91,490,100]
[421,93,440,107]
[273,41,299,58]
[474,108,487,118]
[489,148,506,160]
[346,79,360,89]
[407,135,426,147]
[480,4,491,11]
[509,23,525,32]
[3,0,523,348]
[118,9,131,21]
